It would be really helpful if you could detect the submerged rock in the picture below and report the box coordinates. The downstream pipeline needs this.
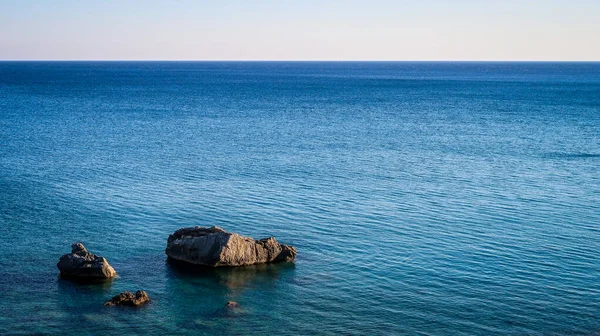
[225,301,241,309]
[57,243,117,281]
[104,290,150,306]
[165,226,297,267]
[211,300,247,318]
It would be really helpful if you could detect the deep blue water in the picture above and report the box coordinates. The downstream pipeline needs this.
[0,62,599,335]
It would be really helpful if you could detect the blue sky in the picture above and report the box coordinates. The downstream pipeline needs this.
[1,0,599,60]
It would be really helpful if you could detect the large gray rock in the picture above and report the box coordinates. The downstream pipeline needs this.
[57,243,117,281]
[165,226,296,267]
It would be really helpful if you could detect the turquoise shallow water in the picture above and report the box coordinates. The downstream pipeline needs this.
[0,62,599,335]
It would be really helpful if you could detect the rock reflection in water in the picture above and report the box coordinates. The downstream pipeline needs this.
[166,258,295,291]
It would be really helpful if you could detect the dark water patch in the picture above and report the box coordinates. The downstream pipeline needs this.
[542,152,600,159]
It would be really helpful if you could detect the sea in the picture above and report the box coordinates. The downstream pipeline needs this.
[0,62,598,335]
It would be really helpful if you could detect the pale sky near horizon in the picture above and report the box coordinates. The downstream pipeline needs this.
[1,0,599,61]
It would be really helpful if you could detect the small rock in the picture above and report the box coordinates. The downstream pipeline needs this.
[213,300,247,318]
[57,243,117,281]
[104,290,150,306]
[225,301,241,309]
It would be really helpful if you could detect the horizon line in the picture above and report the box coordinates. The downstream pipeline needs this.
[1,59,599,63]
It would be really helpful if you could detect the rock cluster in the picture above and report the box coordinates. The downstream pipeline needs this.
[165,226,297,267]
[56,243,117,281]
[57,228,297,306]
[104,290,150,307]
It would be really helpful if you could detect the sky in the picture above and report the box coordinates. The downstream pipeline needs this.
[0,0,599,61]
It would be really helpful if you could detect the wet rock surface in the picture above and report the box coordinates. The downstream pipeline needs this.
[104,290,150,306]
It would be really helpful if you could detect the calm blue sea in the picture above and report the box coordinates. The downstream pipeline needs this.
[0,62,599,335]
